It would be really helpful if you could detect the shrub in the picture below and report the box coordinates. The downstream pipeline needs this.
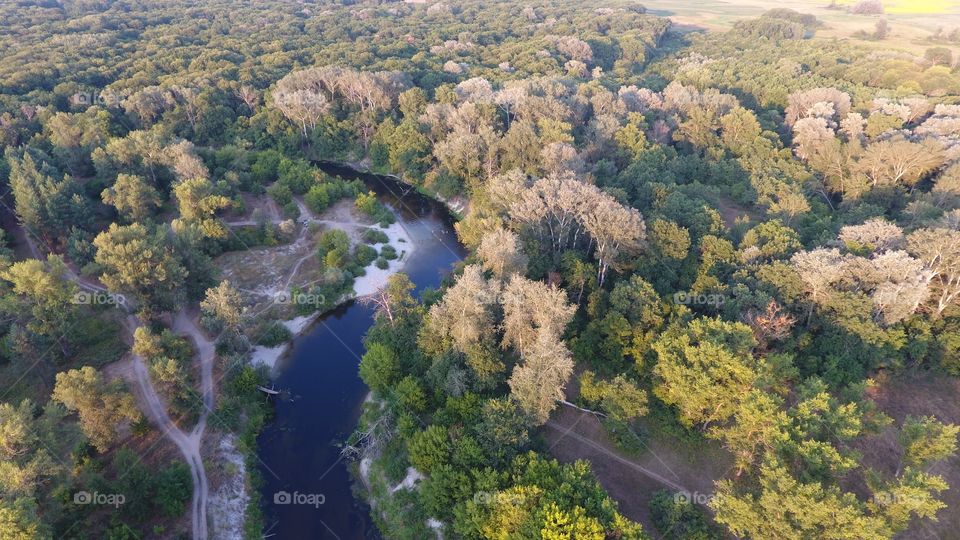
[375,257,389,269]
[380,244,398,260]
[257,321,292,346]
[363,228,390,244]
[304,184,332,213]
[649,490,721,539]
[355,191,396,225]
[267,182,293,207]
[155,463,192,517]
[317,229,351,269]
[359,343,399,394]
[354,244,378,266]
[850,0,884,15]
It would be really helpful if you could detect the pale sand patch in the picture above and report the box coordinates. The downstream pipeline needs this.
[353,220,415,297]
[250,219,415,369]
[360,457,372,481]
[283,314,316,335]
[427,518,445,539]
[208,434,249,540]
[389,467,425,493]
[248,315,319,368]
[250,344,288,369]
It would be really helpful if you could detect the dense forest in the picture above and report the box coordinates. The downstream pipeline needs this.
[0,0,958,539]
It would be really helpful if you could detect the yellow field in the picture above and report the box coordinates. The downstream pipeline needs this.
[850,0,960,15]
[642,0,960,56]
[824,0,959,13]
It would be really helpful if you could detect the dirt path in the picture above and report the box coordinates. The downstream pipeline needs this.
[174,312,216,540]
[14,208,218,540]
[126,311,216,540]
[542,405,730,526]
[544,419,689,493]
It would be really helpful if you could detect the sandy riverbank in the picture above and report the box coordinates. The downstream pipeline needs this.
[208,434,250,539]
[249,217,416,369]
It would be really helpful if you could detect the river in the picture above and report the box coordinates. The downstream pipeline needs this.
[256,165,466,539]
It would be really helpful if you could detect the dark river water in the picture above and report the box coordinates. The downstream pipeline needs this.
[256,165,466,539]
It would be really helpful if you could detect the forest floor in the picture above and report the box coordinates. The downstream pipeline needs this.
[852,371,960,539]
[542,404,733,532]
[711,193,763,229]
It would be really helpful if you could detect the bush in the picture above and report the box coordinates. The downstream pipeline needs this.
[359,343,400,394]
[282,201,299,219]
[250,149,282,187]
[355,191,396,226]
[363,228,390,244]
[277,158,315,194]
[380,244,398,260]
[257,321,292,346]
[267,182,293,207]
[318,229,351,269]
[850,0,884,15]
[649,490,721,539]
[354,244,378,266]
[375,257,389,270]
[406,425,451,475]
[926,47,953,67]
[155,463,192,517]
[304,184,332,213]
[305,178,365,214]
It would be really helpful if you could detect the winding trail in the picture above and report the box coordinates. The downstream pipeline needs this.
[172,311,217,540]
[52,244,218,540]
[120,311,216,540]
[126,312,211,540]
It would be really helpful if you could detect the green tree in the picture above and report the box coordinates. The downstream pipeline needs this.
[171,176,232,239]
[359,343,400,395]
[5,149,89,244]
[712,460,892,539]
[474,398,530,465]
[508,332,574,425]
[649,490,720,540]
[898,415,959,472]
[579,372,649,422]
[101,173,162,223]
[0,497,48,540]
[0,255,78,357]
[200,280,245,333]
[869,468,949,533]
[51,366,142,452]
[925,47,953,67]
[0,400,67,499]
[652,317,760,428]
[407,425,451,475]
[93,223,188,315]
